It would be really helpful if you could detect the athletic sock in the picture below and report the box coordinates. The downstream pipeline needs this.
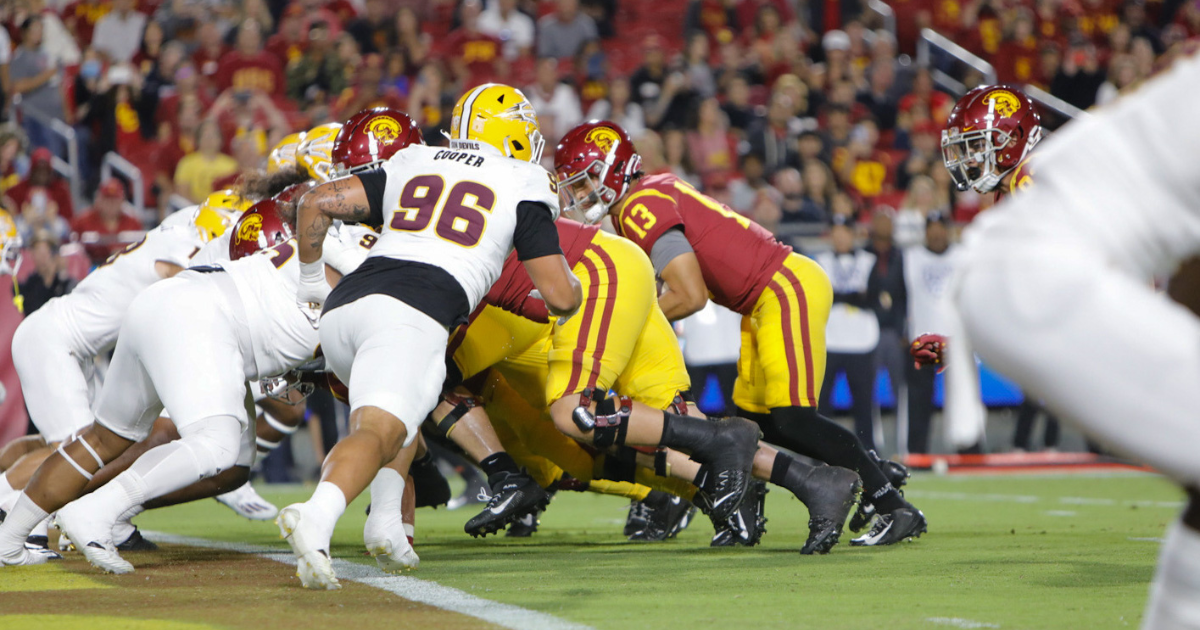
[368,468,405,517]
[0,494,49,555]
[768,406,905,513]
[29,516,49,540]
[479,452,519,479]
[111,505,145,545]
[97,441,207,526]
[769,451,806,487]
[1143,519,1200,628]
[658,412,716,453]
[0,472,14,496]
[309,481,348,523]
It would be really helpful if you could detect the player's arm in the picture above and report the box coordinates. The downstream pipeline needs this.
[294,171,384,305]
[154,261,185,278]
[515,201,582,319]
[653,228,708,321]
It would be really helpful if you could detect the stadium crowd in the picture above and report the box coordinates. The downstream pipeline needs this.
[0,0,1194,462]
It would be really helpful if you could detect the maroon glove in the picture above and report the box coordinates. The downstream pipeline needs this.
[910,333,948,371]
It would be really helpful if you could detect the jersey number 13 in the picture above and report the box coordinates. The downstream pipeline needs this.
[390,175,494,247]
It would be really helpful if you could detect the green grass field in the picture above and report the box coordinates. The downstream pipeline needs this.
[123,471,1180,630]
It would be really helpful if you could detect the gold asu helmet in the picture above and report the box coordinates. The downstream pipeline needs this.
[450,83,544,163]
[195,189,253,242]
[0,208,23,276]
[297,122,343,182]
[267,131,305,173]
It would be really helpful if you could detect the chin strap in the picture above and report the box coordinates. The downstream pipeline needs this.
[11,274,22,314]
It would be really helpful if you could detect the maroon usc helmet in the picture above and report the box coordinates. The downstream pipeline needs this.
[554,121,642,224]
[275,180,316,204]
[331,108,424,177]
[229,199,295,261]
[941,85,1042,194]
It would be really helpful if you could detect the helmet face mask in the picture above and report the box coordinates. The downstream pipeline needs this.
[554,121,642,224]
[0,210,22,275]
[941,85,1043,195]
[557,161,613,224]
[941,127,1013,193]
[451,84,544,163]
[297,123,344,182]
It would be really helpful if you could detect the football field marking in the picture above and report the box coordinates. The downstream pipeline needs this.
[145,531,593,630]
[904,489,1182,509]
[926,617,1000,629]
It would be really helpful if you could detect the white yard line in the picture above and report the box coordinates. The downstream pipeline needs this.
[144,531,593,630]
[925,617,1001,629]
[904,490,1183,509]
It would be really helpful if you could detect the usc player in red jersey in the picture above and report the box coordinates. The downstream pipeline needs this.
[555,121,925,546]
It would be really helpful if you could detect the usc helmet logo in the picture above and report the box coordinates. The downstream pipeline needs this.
[987,90,1021,118]
[585,126,621,153]
[236,213,264,245]
[367,116,402,145]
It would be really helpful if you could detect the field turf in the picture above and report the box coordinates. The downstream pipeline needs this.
[0,472,1181,630]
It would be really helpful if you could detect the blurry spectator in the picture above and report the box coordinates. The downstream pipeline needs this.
[286,20,346,107]
[92,0,146,64]
[820,29,854,86]
[1050,42,1106,110]
[1130,35,1156,78]
[895,175,945,248]
[382,50,413,98]
[684,0,738,46]
[686,97,739,191]
[72,178,142,265]
[390,7,431,69]
[1096,54,1140,104]
[898,67,952,124]
[721,75,756,134]
[857,60,898,130]
[173,119,237,203]
[775,166,826,223]
[74,63,145,191]
[191,22,229,89]
[0,24,9,118]
[746,92,801,177]
[61,0,110,49]
[138,41,187,124]
[537,0,597,60]
[235,0,276,36]
[155,95,203,203]
[478,0,535,60]
[5,148,73,222]
[629,35,668,108]
[216,20,285,97]
[682,32,717,99]
[407,62,450,137]
[802,158,836,214]
[829,189,857,220]
[441,0,502,86]
[207,88,288,157]
[213,135,262,191]
[526,57,581,149]
[896,120,940,191]
[347,0,395,55]
[0,126,28,195]
[9,17,67,153]
[132,20,165,77]
[838,118,892,203]
[586,77,645,139]
[154,63,212,135]
[865,207,906,412]
[580,0,616,39]
[15,0,81,67]
[18,230,73,313]
[294,0,351,34]
[995,8,1039,85]
[268,5,309,67]
[819,103,853,160]
[1036,42,1062,90]
[808,0,862,40]
[335,32,363,83]
[903,211,960,454]
[728,153,773,214]
[662,129,701,188]
[816,214,880,450]
[332,53,405,120]
[749,4,800,82]
[797,130,825,168]
[634,130,669,175]
[1121,0,1160,52]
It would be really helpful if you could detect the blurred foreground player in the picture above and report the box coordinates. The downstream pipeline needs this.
[949,54,1200,629]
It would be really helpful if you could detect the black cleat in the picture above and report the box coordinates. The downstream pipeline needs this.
[869,450,910,491]
[115,528,158,551]
[24,535,50,551]
[850,505,927,546]
[464,471,549,538]
[689,418,760,523]
[629,491,696,542]
[624,499,652,537]
[711,479,768,547]
[411,453,452,509]
[792,467,862,555]
[849,501,876,533]
[505,510,541,537]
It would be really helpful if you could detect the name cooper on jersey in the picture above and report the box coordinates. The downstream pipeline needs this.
[433,150,486,168]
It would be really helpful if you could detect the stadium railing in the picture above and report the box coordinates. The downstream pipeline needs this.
[12,103,83,208]
[916,27,997,97]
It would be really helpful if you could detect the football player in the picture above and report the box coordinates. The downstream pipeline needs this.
[278,85,582,590]
[295,122,343,183]
[0,193,375,572]
[948,54,1200,627]
[554,121,924,546]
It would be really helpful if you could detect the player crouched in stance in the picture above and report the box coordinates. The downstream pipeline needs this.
[554,121,922,546]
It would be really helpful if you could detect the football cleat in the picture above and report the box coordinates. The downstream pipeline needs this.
[624,499,653,537]
[277,503,340,590]
[869,450,910,491]
[0,545,60,566]
[795,467,862,555]
[115,528,158,552]
[363,495,418,573]
[849,501,876,533]
[711,480,768,547]
[463,471,549,538]
[215,482,279,521]
[505,509,541,538]
[850,506,927,547]
[630,491,697,542]
[57,502,133,574]
[57,528,74,552]
[411,453,452,509]
[689,418,760,523]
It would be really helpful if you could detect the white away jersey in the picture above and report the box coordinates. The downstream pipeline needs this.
[367,143,559,310]
[48,212,205,356]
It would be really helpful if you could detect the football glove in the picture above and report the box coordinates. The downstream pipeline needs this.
[910,333,947,372]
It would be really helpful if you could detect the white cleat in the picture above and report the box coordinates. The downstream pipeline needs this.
[0,546,60,566]
[57,501,133,574]
[277,504,340,590]
[215,483,279,521]
[364,508,418,573]
[57,528,74,553]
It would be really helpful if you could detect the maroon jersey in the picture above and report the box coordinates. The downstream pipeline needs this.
[611,173,791,315]
[483,219,598,322]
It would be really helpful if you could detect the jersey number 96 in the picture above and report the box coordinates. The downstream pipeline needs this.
[391,175,494,247]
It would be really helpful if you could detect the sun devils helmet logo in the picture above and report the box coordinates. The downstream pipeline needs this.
[367,116,402,145]
[987,90,1021,118]
[236,212,264,245]
[585,126,621,153]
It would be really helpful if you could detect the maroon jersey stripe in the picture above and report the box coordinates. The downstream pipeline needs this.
[768,278,802,406]
[778,265,816,405]
[586,245,620,389]
[566,254,602,394]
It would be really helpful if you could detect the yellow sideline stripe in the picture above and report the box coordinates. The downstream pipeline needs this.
[0,615,218,630]
[0,565,114,592]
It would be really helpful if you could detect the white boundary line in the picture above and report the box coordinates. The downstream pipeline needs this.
[903,490,1183,509]
[144,531,593,630]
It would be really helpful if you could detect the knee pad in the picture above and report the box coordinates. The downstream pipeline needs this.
[576,390,631,449]
[177,416,243,479]
[600,447,638,483]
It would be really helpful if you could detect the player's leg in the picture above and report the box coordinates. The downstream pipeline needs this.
[364,440,419,572]
[280,295,446,590]
[213,392,305,521]
[0,436,46,472]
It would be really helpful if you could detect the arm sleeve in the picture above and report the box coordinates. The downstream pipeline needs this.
[355,168,388,228]
[513,201,563,261]
[649,227,694,277]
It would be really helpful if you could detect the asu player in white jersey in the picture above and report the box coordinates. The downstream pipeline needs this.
[278,86,583,590]
[945,54,1200,627]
